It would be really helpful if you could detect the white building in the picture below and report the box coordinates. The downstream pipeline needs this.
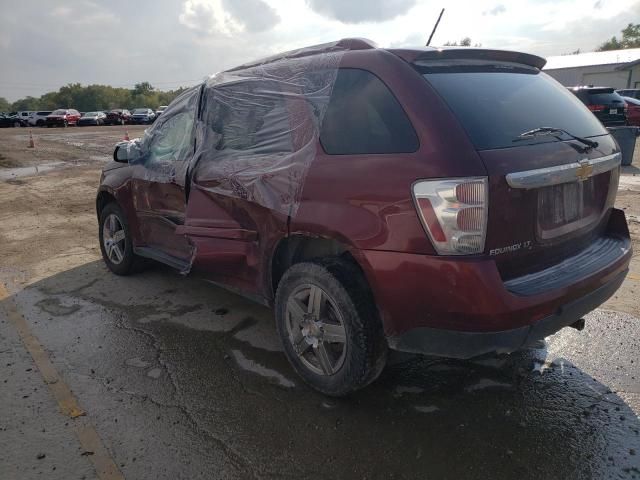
[543,48,640,89]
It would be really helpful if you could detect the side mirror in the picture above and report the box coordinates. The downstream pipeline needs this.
[114,139,145,163]
[114,144,129,163]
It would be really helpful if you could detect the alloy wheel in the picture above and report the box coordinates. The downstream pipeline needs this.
[285,284,348,376]
[102,213,126,265]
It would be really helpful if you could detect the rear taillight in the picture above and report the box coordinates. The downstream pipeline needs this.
[413,177,488,255]
[588,104,605,112]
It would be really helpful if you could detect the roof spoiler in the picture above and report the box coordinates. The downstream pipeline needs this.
[411,48,546,70]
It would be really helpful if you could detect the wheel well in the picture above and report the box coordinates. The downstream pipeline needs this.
[271,236,363,296]
[96,191,117,219]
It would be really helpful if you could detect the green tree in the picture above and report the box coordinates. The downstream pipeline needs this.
[133,82,154,96]
[0,96,12,112]
[11,96,41,111]
[597,23,640,51]
[7,83,191,113]
[443,37,481,47]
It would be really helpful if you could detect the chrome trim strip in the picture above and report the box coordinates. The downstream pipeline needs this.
[505,153,621,189]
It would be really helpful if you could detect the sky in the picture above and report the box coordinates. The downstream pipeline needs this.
[0,0,639,101]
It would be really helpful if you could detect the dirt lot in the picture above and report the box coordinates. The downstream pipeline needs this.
[0,126,639,479]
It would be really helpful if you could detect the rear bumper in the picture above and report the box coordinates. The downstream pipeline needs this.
[356,209,631,356]
[386,269,627,358]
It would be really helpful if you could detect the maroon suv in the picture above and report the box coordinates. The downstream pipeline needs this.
[96,39,631,395]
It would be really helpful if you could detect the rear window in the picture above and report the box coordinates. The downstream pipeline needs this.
[587,91,625,104]
[320,69,418,155]
[417,64,607,150]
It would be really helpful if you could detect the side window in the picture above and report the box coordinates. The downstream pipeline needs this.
[143,87,199,167]
[147,111,194,165]
[205,81,293,154]
[320,69,418,155]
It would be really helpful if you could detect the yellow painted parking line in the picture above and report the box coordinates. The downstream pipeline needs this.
[0,283,124,480]
[628,273,640,281]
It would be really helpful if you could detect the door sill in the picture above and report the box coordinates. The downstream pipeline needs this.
[134,246,191,273]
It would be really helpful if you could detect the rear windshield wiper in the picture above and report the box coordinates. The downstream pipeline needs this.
[513,127,599,149]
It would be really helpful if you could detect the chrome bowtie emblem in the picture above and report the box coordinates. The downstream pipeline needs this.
[575,160,593,182]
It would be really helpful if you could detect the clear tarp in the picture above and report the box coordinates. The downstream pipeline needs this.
[122,41,346,217]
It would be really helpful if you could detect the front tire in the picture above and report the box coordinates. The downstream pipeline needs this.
[275,259,387,396]
[98,202,137,275]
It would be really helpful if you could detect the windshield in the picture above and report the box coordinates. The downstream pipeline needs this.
[83,112,98,117]
[416,65,607,150]
[133,109,148,114]
[51,109,66,115]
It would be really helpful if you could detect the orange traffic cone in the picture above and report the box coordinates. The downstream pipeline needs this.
[123,129,130,141]
[28,129,35,148]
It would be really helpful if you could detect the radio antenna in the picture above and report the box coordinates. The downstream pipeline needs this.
[426,8,445,46]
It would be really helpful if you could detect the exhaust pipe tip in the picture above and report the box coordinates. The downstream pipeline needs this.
[569,318,586,331]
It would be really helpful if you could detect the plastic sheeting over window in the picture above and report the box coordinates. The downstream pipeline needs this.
[124,40,347,217]
[192,43,345,216]
[123,86,200,186]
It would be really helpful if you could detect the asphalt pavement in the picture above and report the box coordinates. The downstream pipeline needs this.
[1,260,639,479]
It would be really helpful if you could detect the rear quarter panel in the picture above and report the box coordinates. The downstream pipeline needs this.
[291,49,487,254]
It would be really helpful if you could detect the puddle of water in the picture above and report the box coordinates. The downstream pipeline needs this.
[35,298,82,316]
[414,405,440,414]
[125,357,151,368]
[465,378,512,392]
[393,385,425,397]
[0,162,66,180]
[231,349,295,388]
[470,357,509,368]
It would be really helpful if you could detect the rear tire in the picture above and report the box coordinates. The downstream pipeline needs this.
[275,259,388,396]
[98,202,138,276]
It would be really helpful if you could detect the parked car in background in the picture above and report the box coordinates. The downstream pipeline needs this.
[29,111,53,126]
[569,86,627,126]
[97,40,631,395]
[130,108,155,124]
[46,109,81,127]
[0,113,24,128]
[617,89,640,100]
[78,111,107,126]
[6,112,28,127]
[13,111,33,125]
[105,109,131,125]
[155,105,168,118]
[623,96,640,126]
